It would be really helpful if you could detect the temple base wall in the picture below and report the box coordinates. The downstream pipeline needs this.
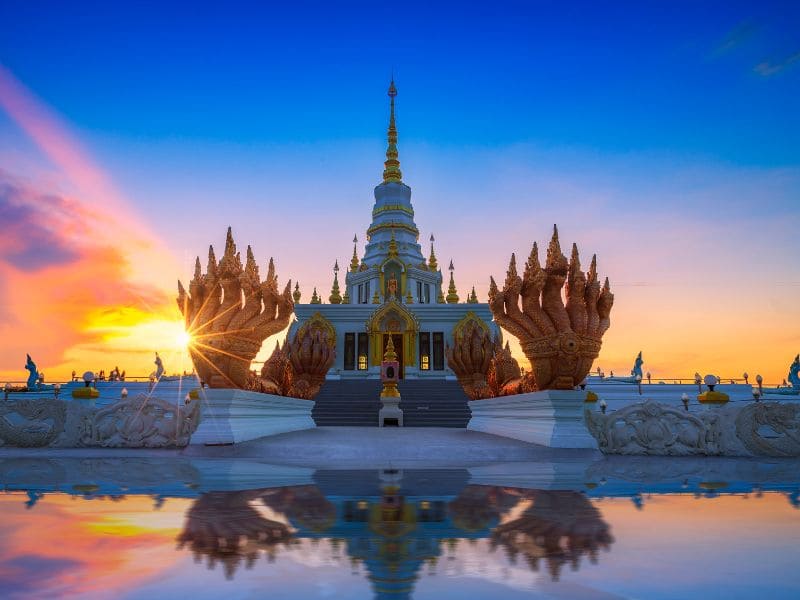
[191,389,316,446]
[467,390,598,449]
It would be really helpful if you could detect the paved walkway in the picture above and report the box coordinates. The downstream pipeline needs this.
[186,426,599,467]
[0,427,598,468]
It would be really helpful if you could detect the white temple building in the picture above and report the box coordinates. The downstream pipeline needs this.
[289,81,498,379]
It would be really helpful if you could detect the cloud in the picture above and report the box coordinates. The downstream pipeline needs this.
[711,21,759,58]
[754,51,800,76]
[0,170,174,374]
[0,176,82,270]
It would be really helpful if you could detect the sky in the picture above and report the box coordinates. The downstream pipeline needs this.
[0,0,798,383]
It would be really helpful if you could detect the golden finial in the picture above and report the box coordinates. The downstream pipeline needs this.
[350,235,360,272]
[382,79,403,183]
[467,286,478,303]
[446,259,459,303]
[310,287,321,304]
[428,234,438,271]
[293,282,301,303]
[383,335,398,362]
[388,228,399,257]
[329,260,342,304]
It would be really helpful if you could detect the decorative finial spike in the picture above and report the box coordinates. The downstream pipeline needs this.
[382,80,403,183]
[449,259,455,271]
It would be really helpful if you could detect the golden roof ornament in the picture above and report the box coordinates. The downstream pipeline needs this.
[467,286,478,303]
[293,282,302,303]
[383,334,398,362]
[350,235,360,272]
[382,79,403,183]
[446,259,459,303]
[310,287,321,304]
[388,229,399,257]
[428,234,438,271]
[329,260,342,304]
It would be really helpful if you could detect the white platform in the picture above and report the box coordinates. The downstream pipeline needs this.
[467,390,598,449]
[190,389,316,446]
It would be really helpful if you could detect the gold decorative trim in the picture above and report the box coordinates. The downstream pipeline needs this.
[298,312,337,346]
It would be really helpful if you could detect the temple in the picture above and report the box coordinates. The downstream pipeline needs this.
[289,81,498,380]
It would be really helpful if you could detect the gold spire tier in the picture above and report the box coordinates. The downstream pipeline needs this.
[329,260,342,304]
[428,234,438,271]
[446,259,460,303]
[382,80,403,183]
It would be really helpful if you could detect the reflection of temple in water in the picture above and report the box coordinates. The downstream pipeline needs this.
[176,469,614,596]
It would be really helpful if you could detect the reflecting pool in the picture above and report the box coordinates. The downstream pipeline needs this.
[1,459,799,599]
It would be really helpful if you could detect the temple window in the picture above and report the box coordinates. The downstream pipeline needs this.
[416,281,423,303]
[432,332,444,370]
[344,333,355,370]
[357,333,369,369]
[419,332,431,369]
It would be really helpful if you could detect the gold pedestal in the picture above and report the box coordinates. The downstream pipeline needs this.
[698,391,730,404]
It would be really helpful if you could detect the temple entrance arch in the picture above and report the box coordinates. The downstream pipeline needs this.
[365,301,419,377]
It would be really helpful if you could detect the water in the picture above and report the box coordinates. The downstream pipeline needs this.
[0,458,798,599]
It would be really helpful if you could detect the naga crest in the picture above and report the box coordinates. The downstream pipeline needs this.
[488,225,614,390]
[177,227,294,389]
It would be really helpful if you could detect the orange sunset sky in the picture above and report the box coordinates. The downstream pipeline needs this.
[1,4,798,384]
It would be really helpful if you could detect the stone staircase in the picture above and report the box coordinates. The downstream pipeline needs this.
[311,379,471,427]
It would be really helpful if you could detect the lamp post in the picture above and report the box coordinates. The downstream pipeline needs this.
[54,383,61,399]
[646,371,651,385]
[743,372,749,385]
[756,374,763,395]
[695,372,702,393]
[681,393,689,411]
[82,371,95,388]
[3,383,10,400]
[752,389,761,402]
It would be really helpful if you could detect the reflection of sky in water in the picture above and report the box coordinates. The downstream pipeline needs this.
[0,489,798,599]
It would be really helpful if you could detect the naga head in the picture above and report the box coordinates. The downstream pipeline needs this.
[488,225,614,390]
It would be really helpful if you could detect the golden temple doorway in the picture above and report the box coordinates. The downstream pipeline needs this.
[382,333,404,378]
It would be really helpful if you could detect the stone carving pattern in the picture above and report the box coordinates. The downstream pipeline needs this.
[0,395,200,448]
[489,225,613,390]
[585,400,800,457]
[735,401,800,457]
[80,394,201,448]
[0,398,66,447]
[177,227,294,389]
[585,400,721,456]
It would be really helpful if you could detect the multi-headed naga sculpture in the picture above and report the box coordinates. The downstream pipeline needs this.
[177,227,294,389]
[445,317,527,399]
[252,324,336,400]
[488,225,614,390]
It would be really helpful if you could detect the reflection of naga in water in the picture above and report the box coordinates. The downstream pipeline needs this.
[449,486,614,580]
[176,486,335,579]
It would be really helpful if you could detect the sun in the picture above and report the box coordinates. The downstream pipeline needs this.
[176,330,192,350]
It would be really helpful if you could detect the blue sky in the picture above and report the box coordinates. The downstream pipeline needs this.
[2,0,798,162]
